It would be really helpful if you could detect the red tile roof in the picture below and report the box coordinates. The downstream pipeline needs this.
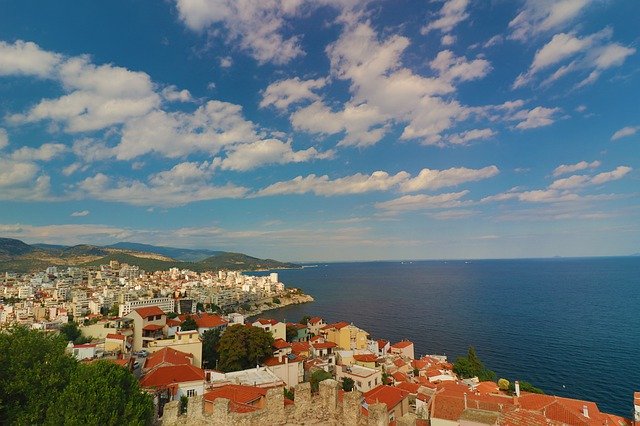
[263,355,301,366]
[140,364,204,388]
[363,385,409,412]
[133,306,165,318]
[179,313,228,328]
[254,318,279,326]
[395,381,421,394]
[311,341,337,350]
[354,354,378,363]
[106,333,126,341]
[273,338,291,349]
[390,340,414,349]
[376,339,388,348]
[321,321,349,330]
[166,318,181,327]
[143,324,164,331]
[476,381,500,394]
[308,316,323,325]
[144,347,193,371]
[291,342,310,354]
[204,384,266,405]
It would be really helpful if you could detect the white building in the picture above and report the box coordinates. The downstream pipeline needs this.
[119,297,175,317]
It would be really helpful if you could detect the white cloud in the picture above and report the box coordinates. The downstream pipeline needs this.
[79,170,247,206]
[553,160,600,176]
[0,128,8,149]
[0,40,61,77]
[446,128,496,145]
[508,0,589,41]
[260,77,326,110]
[256,165,497,196]
[9,56,160,132]
[611,126,639,141]
[512,106,561,129]
[430,50,492,83]
[375,191,471,213]
[114,101,258,160]
[431,209,477,220]
[549,174,591,190]
[256,171,410,197]
[10,143,67,161]
[399,166,499,192]
[71,210,90,217]
[421,0,469,34]
[483,35,503,48]
[175,0,305,65]
[0,158,39,187]
[441,35,456,46]
[591,166,632,185]
[220,139,334,171]
[0,158,51,201]
[219,56,233,68]
[162,85,193,102]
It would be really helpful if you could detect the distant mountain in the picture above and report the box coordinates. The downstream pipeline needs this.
[106,242,224,262]
[0,237,299,273]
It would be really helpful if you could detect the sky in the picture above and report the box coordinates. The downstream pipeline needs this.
[0,0,638,261]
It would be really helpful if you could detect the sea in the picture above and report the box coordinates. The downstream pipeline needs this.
[251,257,640,417]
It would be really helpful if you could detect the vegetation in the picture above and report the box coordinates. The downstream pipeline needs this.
[202,329,221,369]
[286,324,299,342]
[108,303,119,317]
[310,369,332,392]
[0,326,153,425]
[283,387,295,401]
[342,377,355,392]
[196,302,205,312]
[179,395,189,415]
[217,324,274,372]
[510,380,544,394]
[180,315,198,331]
[453,346,496,382]
[272,297,281,304]
[60,321,91,344]
[299,315,311,325]
[498,378,510,391]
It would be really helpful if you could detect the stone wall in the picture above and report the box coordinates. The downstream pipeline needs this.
[160,379,419,426]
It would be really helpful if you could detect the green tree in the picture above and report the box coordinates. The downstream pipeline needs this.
[498,378,510,391]
[60,321,91,344]
[310,369,332,392]
[286,324,299,342]
[283,387,295,401]
[0,326,76,424]
[108,303,119,317]
[180,315,198,331]
[47,361,153,425]
[196,302,205,312]
[179,395,189,415]
[509,380,544,394]
[272,297,281,304]
[217,324,274,372]
[299,315,311,325]
[342,377,355,392]
[453,346,496,382]
[202,328,221,369]
[167,311,179,319]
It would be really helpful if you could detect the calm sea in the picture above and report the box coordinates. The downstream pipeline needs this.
[253,257,640,417]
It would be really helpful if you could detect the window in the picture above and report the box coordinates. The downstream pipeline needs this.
[186,389,197,397]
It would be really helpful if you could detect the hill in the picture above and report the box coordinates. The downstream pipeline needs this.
[106,242,224,262]
[0,238,299,273]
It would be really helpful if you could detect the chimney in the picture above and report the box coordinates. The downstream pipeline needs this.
[463,393,467,409]
[514,381,520,397]
[583,405,589,418]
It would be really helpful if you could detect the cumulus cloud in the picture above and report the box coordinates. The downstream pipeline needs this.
[509,0,589,41]
[70,210,90,217]
[512,106,561,129]
[10,143,67,161]
[375,191,471,213]
[611,126,639,141]
[162,85,193,102]
[220,139,334,171]
[399,166,499,192]
[79,169,247,206]
[590,166,632,185]
[260,77,326,110]
[446,128,496,145]
[553,160,600,176]
[513,29,635,89]
[430,50,491,83]
[421,0,469,34]
[0,158,51,201]
[256,165,497,197]
[0,40,61,77]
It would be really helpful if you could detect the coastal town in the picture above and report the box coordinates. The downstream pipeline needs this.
[1,261,638,425]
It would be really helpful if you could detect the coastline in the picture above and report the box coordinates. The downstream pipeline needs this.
[244,292,314,318]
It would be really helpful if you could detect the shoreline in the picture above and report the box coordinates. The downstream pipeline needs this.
[244,292,314,318]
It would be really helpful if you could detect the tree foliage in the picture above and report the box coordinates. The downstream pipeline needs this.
[60,321,91,344]
[47,361,153,425]
[310,369,332,392]
[342,377,355,392]
[202,328,221,369]
[217,324,274,372]
[299,315,311,325]
[498,378,510,390]
[286,324,299,342]
[510,380,544,394]
[180,315,198,331]
[453,346,496,382]
[0,327,153,425]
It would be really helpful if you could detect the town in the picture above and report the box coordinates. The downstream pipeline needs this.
[1,262,638,425]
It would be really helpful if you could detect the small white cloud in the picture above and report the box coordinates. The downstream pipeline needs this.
[553,160,600,177]
[441,35,456,46]
[421,0,469,34]
[220,139,334,172]
[0,128,8,149]
[219,56,233,68]
[70,210,90,217]
[260,77,326,110]
[611,126,638,141]
[10,143,67,162]
[509,0,589,41]
[162,85,193,102]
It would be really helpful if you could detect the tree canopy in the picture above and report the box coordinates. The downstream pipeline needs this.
[217,324,274,372]
[342,377,355,392]
[286,324,299,342]
[453,346,496,382]
[202,328,221,369]
[0,326,153,425]
[60,321,91,344]
[180,315,198,331]
[310,369,332,392]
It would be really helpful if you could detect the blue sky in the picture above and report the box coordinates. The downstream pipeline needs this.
[0,0,638,261]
